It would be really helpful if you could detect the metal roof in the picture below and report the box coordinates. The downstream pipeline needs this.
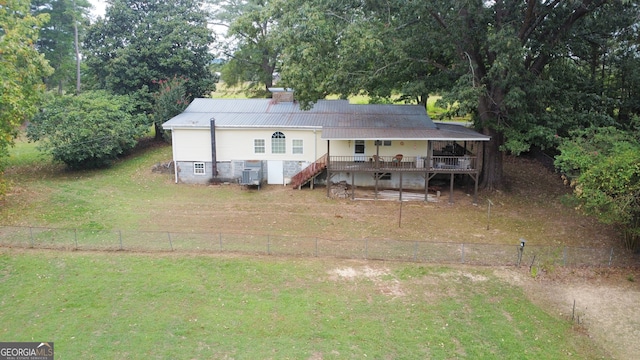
[162,98,490,141]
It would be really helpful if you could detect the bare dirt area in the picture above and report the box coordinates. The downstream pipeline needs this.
[495,266,640,360]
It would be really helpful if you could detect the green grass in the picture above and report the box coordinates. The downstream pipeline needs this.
[0,250,602,359]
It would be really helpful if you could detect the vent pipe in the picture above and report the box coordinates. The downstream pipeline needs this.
[210,118,218,177]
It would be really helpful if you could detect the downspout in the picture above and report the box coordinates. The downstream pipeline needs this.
[171,128,178,183]
[210,118,218,178]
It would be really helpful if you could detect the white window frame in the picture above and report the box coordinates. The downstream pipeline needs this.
[194,162,205,175]
[254,139,265,154]
[292,139,303,154]
[271,131,286,154]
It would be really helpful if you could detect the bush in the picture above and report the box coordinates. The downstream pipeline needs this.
[27,91,147,169]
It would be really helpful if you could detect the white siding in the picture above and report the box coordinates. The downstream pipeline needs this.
[172,129,212,162]
[216,128,325,162]
[328,140,429,158]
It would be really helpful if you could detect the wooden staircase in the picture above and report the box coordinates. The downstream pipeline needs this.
[290,154,328,189]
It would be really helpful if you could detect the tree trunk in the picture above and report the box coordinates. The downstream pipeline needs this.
[477,92,505,190]
[480,127,504,190]
[155,122,164,141]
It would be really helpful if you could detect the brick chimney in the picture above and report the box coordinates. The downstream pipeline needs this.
[268,88,294,102]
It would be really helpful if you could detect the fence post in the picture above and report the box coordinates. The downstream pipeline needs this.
[219,233,223,252]
[609,247,614,267]
[74,229,78,250]
[29,227,34,248]
[365,238,368,259]
[118,230,123,250]
[315,237,318,257]
[461,243,465,263]
[267,235,271,255]
[167,232,173,251]
[563,247,567,266]
[413,241,418,262]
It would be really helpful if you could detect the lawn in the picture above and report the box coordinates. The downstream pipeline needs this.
[0,250,605,359]
[0,137,628,359]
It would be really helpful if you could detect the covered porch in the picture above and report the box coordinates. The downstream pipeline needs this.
[323,123,490,204]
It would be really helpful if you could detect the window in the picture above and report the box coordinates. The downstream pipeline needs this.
[271,131,286,154]
[254,139,265,154]
[292,139,303,154]
[194,162,205,175]
[383,140,392,146]
[375,172,391,180]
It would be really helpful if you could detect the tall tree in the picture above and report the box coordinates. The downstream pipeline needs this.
[0,0,53,196]
[31,0,91,94]
[209,0,281,95]
[276,0,637,190]
[83,0,217,137]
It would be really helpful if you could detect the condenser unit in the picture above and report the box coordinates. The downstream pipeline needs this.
[240,160,264,188]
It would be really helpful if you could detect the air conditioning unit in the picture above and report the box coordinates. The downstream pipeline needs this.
[239,160,264,188]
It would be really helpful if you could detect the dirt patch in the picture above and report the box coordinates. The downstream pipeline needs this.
[329,266,405,298]
[495,266,640,360]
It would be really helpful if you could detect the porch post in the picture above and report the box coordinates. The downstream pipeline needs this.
[326,140,331,198]
[351,171,355,200]
[399,172,403,201]
[449,173,454,204]
[424,171,429,201]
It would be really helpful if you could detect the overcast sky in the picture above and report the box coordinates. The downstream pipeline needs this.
[89,0,107,18]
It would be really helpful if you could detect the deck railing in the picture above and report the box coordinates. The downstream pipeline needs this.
[329,156,477,172]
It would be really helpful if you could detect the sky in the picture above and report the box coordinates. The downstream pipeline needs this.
[89,0,107,18]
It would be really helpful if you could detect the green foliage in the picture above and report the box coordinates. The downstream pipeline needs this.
[26,91,147,169]
[31,0,91,93]
[152,76,190,141]
[83,0,216,115]
[213,0,280,94]
[0,0,54,196]
[274,0,640,189]
[556,126,640,249]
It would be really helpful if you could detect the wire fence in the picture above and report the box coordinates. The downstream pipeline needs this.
[0,225,638,268]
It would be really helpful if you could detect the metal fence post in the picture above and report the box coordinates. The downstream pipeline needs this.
[267,235,271,255]
[461,243,465,264]
[609,247,614,267]
[167,232,173,251]
[219,233,223,251]
[365,238,368,259]
[413,241,418,262]
[29,227,34,248]
[563,247,567,266]
[74,229,78,250]
[315,237,318,257]
[118,230,123,250]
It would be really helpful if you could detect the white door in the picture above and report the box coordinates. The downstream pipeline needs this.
[267,160,284,185]
[354,140,365,162]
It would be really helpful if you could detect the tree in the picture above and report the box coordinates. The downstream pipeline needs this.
[26,91,147,169]
[31,0,91,94]
[0,0,53,195]
[275,0,638,190]
[151,76,190,141]
[555,125,640,250]
[209,0,281,95]
[83,0,217,137]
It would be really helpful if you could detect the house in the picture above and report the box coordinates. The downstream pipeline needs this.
[161,89,490,203]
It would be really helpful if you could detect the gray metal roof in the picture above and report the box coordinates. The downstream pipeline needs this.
[162,98,489,141]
